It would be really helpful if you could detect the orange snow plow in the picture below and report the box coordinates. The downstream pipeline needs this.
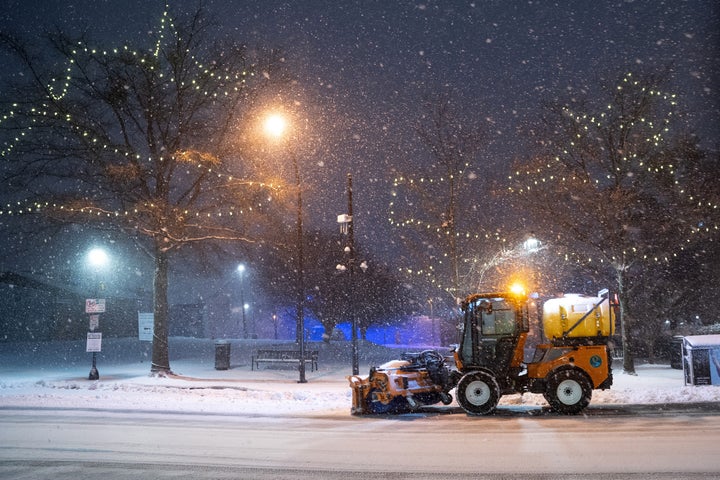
[349,287,616,416]
[348,351,454,414]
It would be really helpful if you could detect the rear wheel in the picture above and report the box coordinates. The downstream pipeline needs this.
[456,371,500,415]
[544,369,592,414]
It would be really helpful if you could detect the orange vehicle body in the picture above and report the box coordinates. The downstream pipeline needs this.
[349,289,616,415]
[348,352,452,414]
[527,343,612,389]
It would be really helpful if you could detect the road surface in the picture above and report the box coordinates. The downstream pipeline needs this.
[1,405,718,479]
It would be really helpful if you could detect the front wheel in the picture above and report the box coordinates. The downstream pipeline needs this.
[456,371,500,415]
[544,369,592,415]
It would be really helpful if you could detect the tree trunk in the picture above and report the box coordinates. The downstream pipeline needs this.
[151,244,171,374]
[616,273,636,375]
[621,312,636,374]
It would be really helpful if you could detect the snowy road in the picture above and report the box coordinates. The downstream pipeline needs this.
[1,407,719,479]
[2,341,720,478]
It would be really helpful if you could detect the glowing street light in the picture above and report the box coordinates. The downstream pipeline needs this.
[523,235,541,253]
[88,248,109,268]
[264,113,288,139]
[263,112,307,383]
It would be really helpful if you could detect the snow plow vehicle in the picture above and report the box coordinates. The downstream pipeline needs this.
[348,286,616,415]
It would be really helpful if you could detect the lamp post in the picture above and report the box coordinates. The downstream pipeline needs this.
[87,247,108,380]
[337,173,367,376]
[237,263,248,338]
[264,113,307,383]
[346,174,359,375]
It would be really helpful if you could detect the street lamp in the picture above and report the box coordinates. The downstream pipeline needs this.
[88,248,109,269]
[86,247,109,380]
[264,113,287,138]
[264,112,307,383]
[336,173,368,376]
[523,235,541,253]
[237,263,248,338]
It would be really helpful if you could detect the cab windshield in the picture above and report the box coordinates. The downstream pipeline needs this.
[469,298,517,336]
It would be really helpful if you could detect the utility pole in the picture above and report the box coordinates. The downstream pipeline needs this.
[347,174,359,376]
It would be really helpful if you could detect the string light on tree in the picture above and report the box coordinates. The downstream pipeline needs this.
[506,72,717,266]
[0,2,289,376]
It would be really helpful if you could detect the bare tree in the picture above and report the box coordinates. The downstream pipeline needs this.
[0,6,288,374]
[390,90,493,305]
[260,229,411,342]
[510,70,712,373]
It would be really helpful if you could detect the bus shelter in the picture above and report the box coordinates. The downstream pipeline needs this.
[682,334,720,386]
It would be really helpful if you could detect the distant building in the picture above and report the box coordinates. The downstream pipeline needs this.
[0,271,138,341]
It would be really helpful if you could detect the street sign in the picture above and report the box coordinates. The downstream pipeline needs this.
[89,314,100,331]
[138,312,154,341]
[86,332,102,352]
[85,298,106,313]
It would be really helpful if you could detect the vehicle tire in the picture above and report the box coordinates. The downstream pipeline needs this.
[456,371,500,415]
[544,368,592,415]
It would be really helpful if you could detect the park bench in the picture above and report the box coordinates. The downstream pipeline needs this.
[251,349,319,371]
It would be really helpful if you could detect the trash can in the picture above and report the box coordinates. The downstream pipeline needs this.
[670,335,683,369]
[215,340,231,370]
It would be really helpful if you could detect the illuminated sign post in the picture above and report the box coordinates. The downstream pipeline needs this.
[138,312,154,342]
[86,299,106,314]
[86,332,102,352]
[86,299,105,380]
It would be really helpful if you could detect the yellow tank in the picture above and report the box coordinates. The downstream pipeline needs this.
[542,294,615,340]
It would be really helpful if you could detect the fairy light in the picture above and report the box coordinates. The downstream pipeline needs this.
[0,2,253,159]
[0,1,281,245]
[507,75,717,265]
[389,169,517,295]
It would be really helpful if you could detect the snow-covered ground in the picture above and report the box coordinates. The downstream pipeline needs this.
[1,337,718,416]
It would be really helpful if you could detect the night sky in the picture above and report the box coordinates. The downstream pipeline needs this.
[1,0,718,289]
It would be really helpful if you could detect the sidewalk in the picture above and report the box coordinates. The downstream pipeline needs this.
[0,356,358,417]
[150,357,362,391]
[0,336,385,387]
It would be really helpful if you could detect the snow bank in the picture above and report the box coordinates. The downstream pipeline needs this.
[500,363,720,407]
